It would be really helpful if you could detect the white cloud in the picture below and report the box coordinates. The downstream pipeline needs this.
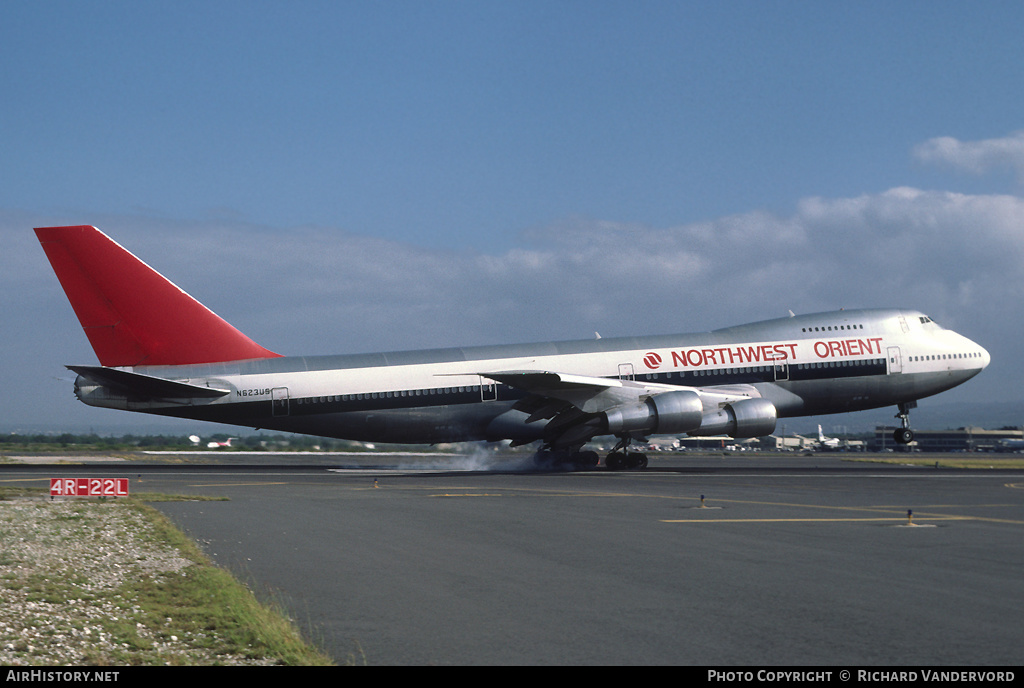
[20,187,1019,353]
[913,131,1024,182]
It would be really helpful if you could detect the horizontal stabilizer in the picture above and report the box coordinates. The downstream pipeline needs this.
[68,365,230,399]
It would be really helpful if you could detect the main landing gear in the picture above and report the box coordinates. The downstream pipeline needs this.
[605,450,648,470]
[893,401,917,445]
[603,437,648,471]
[532,437,648,471]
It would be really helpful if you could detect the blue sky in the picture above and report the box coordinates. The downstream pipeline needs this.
[3,2,1023,434]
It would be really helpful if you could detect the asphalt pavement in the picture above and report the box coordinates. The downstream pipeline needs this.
[5,453,1023,665]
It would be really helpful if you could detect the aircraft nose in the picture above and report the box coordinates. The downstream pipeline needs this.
[968,336,991,370]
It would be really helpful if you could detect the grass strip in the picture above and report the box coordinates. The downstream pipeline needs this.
[0,488,335,665]
[129,500,336,665]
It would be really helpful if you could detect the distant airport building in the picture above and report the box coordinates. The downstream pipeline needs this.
[872,426,1024,452]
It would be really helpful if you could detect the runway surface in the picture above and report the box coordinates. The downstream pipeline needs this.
[4,453,1024,665]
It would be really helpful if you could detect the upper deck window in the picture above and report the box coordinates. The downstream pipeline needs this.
[801,323,864,333]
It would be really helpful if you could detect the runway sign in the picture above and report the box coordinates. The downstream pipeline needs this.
[50,478,129,497]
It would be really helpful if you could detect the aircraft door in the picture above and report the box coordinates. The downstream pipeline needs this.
[887,347,903,374]
[479,377,497,402]
[618,363,635,381]
[272,387,290,416]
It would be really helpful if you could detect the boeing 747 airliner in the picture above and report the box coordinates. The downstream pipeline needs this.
[35,225,990,469]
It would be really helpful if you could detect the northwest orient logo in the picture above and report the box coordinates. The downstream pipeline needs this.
[643,352,663,369]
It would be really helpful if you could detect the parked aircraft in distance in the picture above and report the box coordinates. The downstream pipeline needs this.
[817,425,842,450]
[35,225,990,469]
[996,438,1024,452]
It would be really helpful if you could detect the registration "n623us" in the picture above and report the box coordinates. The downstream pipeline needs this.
[236,388,271,397]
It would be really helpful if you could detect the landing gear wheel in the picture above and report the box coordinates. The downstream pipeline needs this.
[627,452,648,469]
[605,451,648,470]
[606,452,626,471]
[893,428,915,445]
[894,401,918,446]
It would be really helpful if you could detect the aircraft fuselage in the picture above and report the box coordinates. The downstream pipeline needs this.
[72,308,988,445]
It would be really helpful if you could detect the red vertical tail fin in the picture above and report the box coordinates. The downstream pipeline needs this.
[35,225,282,367]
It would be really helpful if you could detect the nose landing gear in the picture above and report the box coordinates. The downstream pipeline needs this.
[893,401,917,445]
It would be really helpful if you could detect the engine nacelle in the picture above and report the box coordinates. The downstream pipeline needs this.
[689,398,777,438]
[604,390,704,436]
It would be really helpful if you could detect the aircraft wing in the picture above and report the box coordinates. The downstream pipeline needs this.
[482,370,759,412]
[479,369,762,448]
[481,370,646,414]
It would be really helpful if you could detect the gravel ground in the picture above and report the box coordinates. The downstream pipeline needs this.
[0,496,275,665]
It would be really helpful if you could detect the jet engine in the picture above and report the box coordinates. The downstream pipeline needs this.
[604,390,704,436]
[690,398,777,438]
